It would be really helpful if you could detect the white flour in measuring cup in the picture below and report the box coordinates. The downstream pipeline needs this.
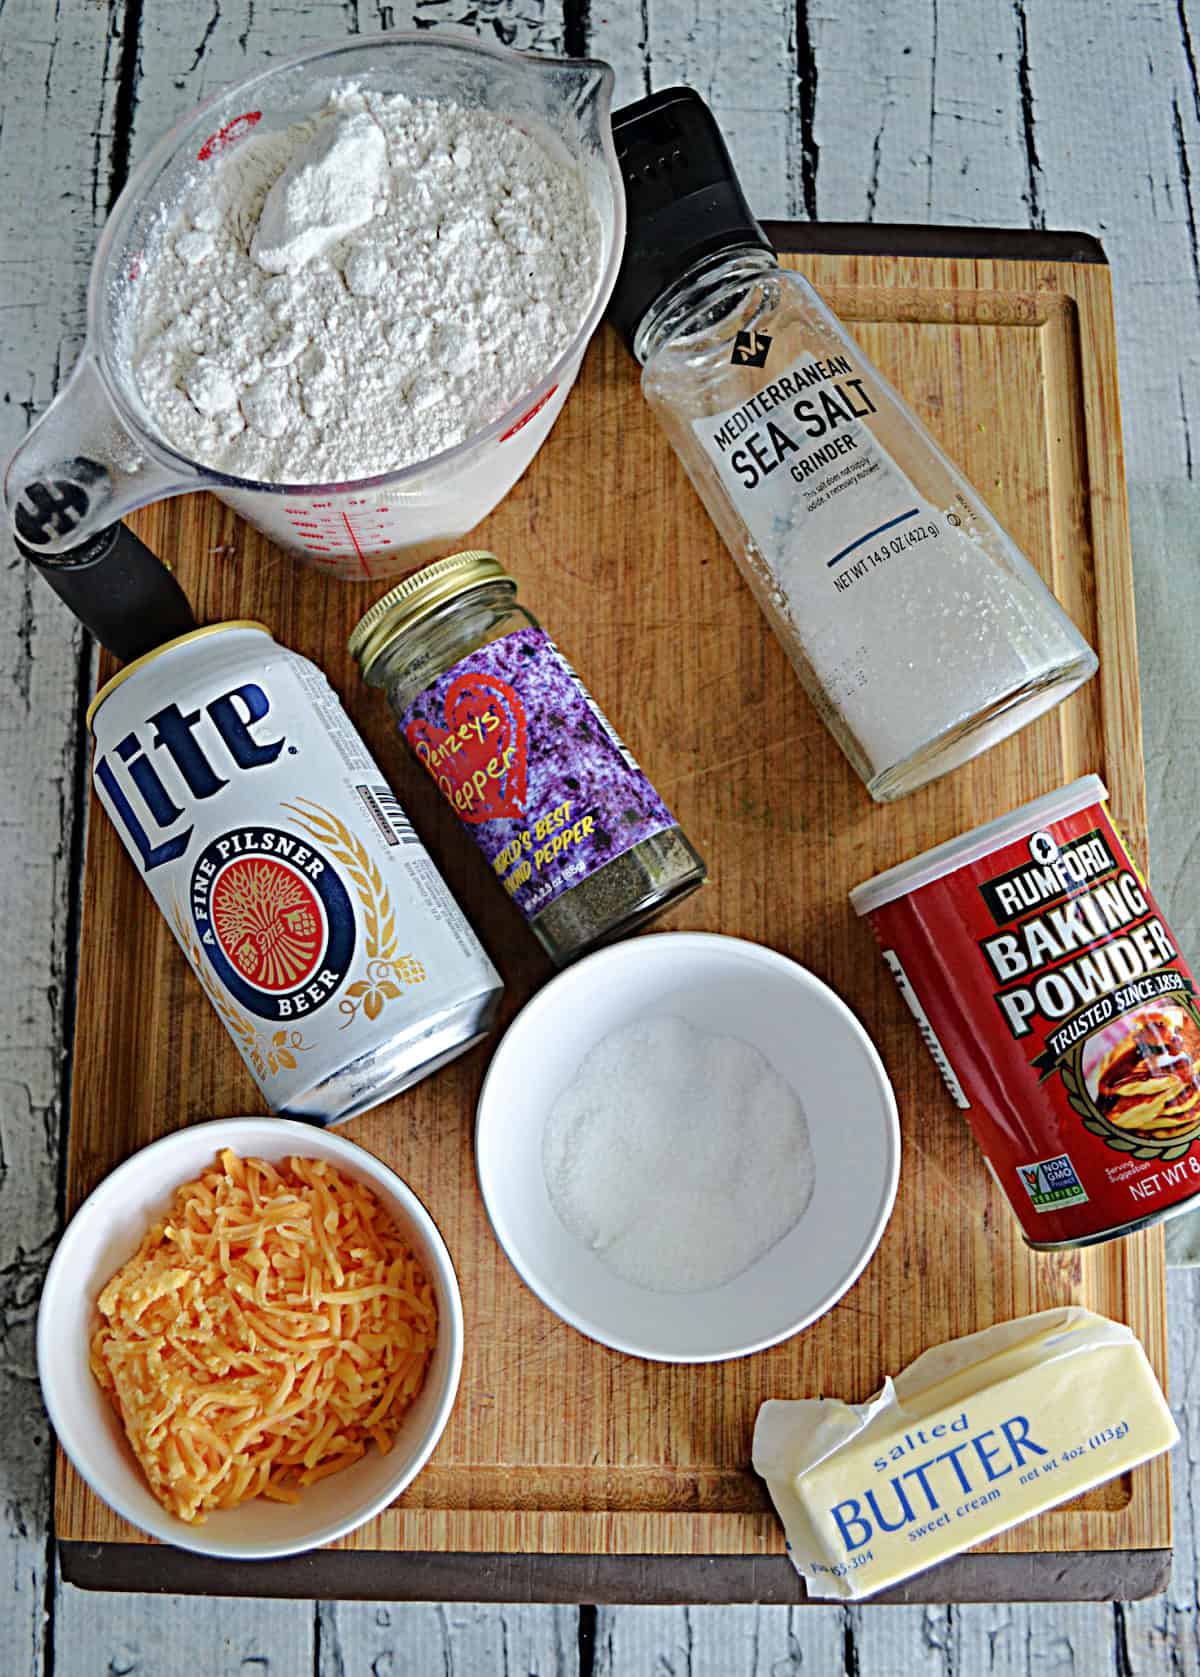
[132,85,600,486]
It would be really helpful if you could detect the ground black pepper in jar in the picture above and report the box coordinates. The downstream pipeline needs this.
[349,551,707,965]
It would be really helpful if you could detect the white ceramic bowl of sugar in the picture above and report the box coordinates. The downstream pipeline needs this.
[37,1117,463,1559]
[475,933,900,1363]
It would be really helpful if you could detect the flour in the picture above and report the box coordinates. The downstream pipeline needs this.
[251,110,387,276]
[132,87,600,483]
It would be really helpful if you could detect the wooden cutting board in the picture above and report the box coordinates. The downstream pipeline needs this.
[57,237,1169,1572]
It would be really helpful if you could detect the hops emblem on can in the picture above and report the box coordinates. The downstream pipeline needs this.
[851,776,1200,1248]
[88,621,502,1123]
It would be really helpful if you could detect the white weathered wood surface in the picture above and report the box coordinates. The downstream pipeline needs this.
[4,0,1200,1671]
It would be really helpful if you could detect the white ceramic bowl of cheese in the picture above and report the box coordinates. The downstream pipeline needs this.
[37,1117,463,1559]
[476,932,901,1362]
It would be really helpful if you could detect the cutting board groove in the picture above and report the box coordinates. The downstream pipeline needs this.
[58,247,1168,1561]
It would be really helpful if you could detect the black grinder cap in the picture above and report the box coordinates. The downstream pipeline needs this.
[606,87,774,352]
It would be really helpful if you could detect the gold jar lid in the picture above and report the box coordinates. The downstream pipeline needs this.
[86,620,271,731]
[348,550,512,684]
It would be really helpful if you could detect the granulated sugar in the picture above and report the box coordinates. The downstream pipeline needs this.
[542,1015,815,1293]
[132,87,599,483]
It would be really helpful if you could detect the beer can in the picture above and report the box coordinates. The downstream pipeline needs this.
[851,775,1200,1248]
[88,621,503,1124]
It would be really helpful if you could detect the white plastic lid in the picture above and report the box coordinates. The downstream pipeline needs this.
[849,774,1110,917]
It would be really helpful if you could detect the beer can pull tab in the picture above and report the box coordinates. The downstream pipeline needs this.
[16,518,196,661]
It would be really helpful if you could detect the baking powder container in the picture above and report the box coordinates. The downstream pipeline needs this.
[851,775,1200,1248]
[88,622,502,1122]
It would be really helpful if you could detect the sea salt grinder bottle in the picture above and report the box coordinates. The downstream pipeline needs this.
[607,89,1098,802]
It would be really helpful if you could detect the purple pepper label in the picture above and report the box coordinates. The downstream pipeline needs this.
[400,628,676,921]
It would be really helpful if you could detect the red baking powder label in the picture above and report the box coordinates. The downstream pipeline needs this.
[862,797,1200,1246]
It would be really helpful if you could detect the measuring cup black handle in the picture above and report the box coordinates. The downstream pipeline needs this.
[17,522,196,661]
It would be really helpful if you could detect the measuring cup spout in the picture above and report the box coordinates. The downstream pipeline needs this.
[538,55,612,108]
[536,55,617,157]
[4,352,198,555]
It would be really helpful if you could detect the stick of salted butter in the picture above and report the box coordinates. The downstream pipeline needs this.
[752,1307,1176,1601]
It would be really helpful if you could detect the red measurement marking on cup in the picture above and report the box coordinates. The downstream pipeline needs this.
[197,111,263,162]
[342,513,369,578]
[284,500,399,570]
[500,386,558,442]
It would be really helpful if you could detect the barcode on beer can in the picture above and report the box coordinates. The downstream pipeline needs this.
[355,782,421,847]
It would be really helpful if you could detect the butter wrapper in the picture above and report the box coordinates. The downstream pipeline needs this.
[752,1307,1176,1601]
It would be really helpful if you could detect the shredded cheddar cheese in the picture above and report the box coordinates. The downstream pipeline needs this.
[90,1149,437,1523]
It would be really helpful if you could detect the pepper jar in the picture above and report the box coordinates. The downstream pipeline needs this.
[349,551,707,966]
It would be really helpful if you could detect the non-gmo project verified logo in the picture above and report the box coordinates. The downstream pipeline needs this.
[731,329,772,367]
[1017,1154,1089,1213]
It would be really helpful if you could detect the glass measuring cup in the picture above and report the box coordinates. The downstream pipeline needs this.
[4,35,624,580]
